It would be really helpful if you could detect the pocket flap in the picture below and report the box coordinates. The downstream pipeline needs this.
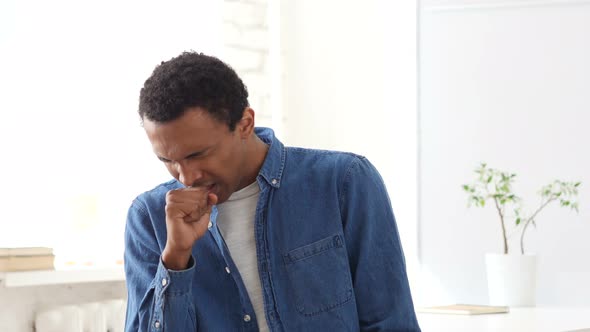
[283,234,344,265]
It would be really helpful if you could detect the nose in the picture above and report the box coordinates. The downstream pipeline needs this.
[176,162,204,187]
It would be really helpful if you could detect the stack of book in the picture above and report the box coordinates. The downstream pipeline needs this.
[0,247,55,272]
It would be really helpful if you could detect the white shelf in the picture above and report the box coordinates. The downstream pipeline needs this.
[0,267,125,288]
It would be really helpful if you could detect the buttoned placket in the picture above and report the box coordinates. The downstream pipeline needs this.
[253,178,284,332]
[207,207,260,331]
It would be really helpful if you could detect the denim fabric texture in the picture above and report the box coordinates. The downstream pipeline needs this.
[124,127,421,331]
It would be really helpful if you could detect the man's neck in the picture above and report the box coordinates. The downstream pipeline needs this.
[238,134,269,190]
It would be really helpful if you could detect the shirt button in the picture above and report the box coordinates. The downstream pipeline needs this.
[271,179,278,185]
[225,266,231,274]
[208,221,213,229]
[154,320,161,329]
[243,314,251,322]
[161,278,167,286]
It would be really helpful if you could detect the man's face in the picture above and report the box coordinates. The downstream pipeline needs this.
[143,107,249,204]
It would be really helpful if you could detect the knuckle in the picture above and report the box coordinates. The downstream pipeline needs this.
[165,190,175,201]
[164,204,174,214]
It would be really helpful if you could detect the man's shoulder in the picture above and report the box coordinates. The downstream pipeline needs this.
[282,146,383,186]
[282,147,371,185]
[285,146,365,162]
[284,146,366,171]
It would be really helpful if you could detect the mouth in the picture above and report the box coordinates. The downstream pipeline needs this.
[189,183,217,192]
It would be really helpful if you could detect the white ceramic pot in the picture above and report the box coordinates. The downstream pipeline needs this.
[485,253,537,307]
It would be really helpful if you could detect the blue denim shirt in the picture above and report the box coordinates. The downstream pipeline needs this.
[124,127,420,331]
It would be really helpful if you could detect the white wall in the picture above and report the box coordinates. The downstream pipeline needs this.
[280,0,419,287]
[222,0,275,128]
[419,0,590,306]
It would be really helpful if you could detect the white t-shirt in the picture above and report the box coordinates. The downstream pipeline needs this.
[216,181,269,332]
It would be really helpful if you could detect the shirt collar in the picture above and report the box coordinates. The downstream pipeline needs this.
[255,127,286,189]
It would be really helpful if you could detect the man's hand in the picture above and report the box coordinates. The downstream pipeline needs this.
[162,187,218,270]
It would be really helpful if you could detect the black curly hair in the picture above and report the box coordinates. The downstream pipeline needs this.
[138,52,249,131]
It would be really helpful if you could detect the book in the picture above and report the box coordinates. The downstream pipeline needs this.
[0,254,55,272]
[0,247,54,257]
[417,304,510,315]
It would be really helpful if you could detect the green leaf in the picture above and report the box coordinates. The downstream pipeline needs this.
[516,218,521,225]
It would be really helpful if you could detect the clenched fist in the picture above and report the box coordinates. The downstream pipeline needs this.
[162,187,218,270]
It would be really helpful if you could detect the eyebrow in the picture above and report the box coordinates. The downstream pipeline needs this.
[158,148,209,162]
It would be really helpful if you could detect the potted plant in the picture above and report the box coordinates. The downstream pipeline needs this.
[462,163,581,306]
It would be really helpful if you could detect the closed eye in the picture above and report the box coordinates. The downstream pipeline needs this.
[158,156,171,163]
[156,148,210,163]
[185,151,204,159]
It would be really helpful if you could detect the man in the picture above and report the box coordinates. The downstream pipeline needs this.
[124,51,420,331]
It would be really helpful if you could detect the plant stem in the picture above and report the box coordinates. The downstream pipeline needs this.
[519,198,555,254]
[493,197,508,254]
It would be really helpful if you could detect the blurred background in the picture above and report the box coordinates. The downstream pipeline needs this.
[0,0,588,330]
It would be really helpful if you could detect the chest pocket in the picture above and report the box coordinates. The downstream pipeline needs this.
[283,233,353,316]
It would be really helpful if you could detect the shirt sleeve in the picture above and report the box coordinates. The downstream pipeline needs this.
[124,200,198,332]
[339,156,421,332]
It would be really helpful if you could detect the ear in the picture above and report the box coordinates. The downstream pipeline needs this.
[236,107,255,139]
